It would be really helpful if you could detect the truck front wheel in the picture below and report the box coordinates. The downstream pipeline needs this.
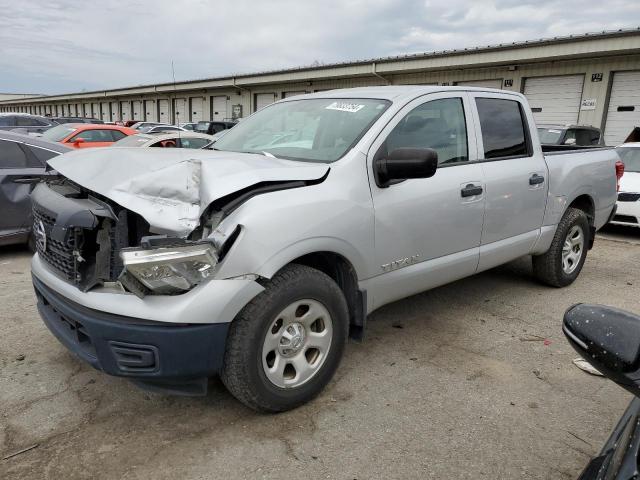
[533,207,590,287]
[221,264,349,412]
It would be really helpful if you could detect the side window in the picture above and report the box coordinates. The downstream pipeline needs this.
[590,130,602,145]
[69,129,112,142]
[574,129,592,146]
[27,146,59,164]
[0,116,16,127]
[180,138,210,149]
[385,98,468,165]
[563,129,577,145]
[475,98,529,159]
[109,130,127,141]
[16,116,39,127]
[0,140,29,168]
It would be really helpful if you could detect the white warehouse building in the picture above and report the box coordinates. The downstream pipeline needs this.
[1,28,640,145]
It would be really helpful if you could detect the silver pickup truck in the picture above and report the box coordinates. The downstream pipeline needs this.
[30,86,619,412]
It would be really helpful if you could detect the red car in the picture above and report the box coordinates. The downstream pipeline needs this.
[41,123,137,148]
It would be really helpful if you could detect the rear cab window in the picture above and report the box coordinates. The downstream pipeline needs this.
[475,97,531,159]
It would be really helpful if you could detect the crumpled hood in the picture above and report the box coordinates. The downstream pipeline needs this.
[48,147,329,236]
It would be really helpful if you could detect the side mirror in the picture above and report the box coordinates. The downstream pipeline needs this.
[563,137,577,146]
[374,147,438,188]
[72,137,86,146]
[563,304,640,396]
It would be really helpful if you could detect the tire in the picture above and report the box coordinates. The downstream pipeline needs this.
[533,207,590,287]
[221,264,349,412]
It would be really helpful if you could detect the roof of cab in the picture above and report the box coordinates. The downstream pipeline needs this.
[297,85,524,102]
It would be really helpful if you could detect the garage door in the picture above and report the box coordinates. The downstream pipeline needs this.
[158,99,169,122]
[120,101,131,121]
[255,93,275,112]
[145,100,157,122]
[132,101,143,121]
[91,103,100,118]
[523,75,584,125]
[604,71,640,146]
[283,91,306,98]
[456,79,503,89]
[100,102,110,122]
[110,102,118,121]
[173,98,187,123]
[190,97,204,122]
[211,96,227,120]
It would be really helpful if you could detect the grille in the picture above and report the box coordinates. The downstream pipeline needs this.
[618,192,640,202]
[33,205,77,281]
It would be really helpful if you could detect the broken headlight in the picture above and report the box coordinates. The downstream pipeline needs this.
[120,243,218,295]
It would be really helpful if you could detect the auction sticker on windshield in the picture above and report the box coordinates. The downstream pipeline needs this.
[326,101,365,113]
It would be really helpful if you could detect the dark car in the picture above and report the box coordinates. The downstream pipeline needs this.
[194,120,237,135]
[538,125,605,147]
[51,117,103,125]
[0,113,57,135]
[563,304,640,479]
[0,131,70,248]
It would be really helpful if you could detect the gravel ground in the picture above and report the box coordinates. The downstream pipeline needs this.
[1,225,639,479]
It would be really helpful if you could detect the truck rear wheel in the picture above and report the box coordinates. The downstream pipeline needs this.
[221,264,349,412]
[533,207,590,287]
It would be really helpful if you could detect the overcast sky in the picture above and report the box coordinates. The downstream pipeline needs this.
[1,0,639,95]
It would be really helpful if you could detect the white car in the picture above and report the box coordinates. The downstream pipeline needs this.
[111,131,215,149]
[611,143,640,227]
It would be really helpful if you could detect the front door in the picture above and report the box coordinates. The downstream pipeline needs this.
[367,92,485,309]
[468,93,548,271]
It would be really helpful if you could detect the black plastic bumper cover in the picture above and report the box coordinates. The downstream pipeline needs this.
[33,275,229,394]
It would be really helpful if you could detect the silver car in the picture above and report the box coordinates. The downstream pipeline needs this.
[31,86,618,412]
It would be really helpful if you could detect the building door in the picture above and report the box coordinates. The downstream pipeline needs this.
[158,99,169,123]
[120,101,131,121]
[604,71,640,145]
[132,100,143,121]
[100,102,110,122]
[173,98,187,124]
[144,100,157,122]
[211,96,227,120]
[110,102,119,121]
[190,97,204,122]
[254,93,276,112]
[523,75,584,125]
[283,91,306,98]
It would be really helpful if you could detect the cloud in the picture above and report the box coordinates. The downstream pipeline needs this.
[0,0,638,94]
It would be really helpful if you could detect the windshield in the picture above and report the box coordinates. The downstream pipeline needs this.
[112,135,152,147]
[617,147,640,172]
[42,125,77,142]
[213,98,391,163]
[537,127,563,144]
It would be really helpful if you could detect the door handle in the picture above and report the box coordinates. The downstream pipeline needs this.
[461,184,483,197]
[11,177,42,184]
[529,174,545,185]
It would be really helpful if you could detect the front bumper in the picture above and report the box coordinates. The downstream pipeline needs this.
[33,275,230,395]
[610,197,640,227]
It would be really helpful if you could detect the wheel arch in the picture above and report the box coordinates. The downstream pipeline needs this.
[566,194,596,248]
[273,250,367,340]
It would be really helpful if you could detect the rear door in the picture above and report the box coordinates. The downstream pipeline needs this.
[368,92,485,307]
[0,139,48,240]
[468,93,548,271]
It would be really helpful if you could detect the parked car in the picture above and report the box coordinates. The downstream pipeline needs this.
[31,87,619,412]
[41,124,137,148]
[51,117,104,125]
[610,143,640,227]
[563,304,640,479]
[0,131,70,248]
[130,122,166,130]
[111,132,216,149]
[537,124,605,147]
[178,122,198,131]
[194,120,237,135]
[138,125,186,134]
[0,113,57,135]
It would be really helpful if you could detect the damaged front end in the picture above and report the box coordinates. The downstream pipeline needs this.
[31,179,234,297]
